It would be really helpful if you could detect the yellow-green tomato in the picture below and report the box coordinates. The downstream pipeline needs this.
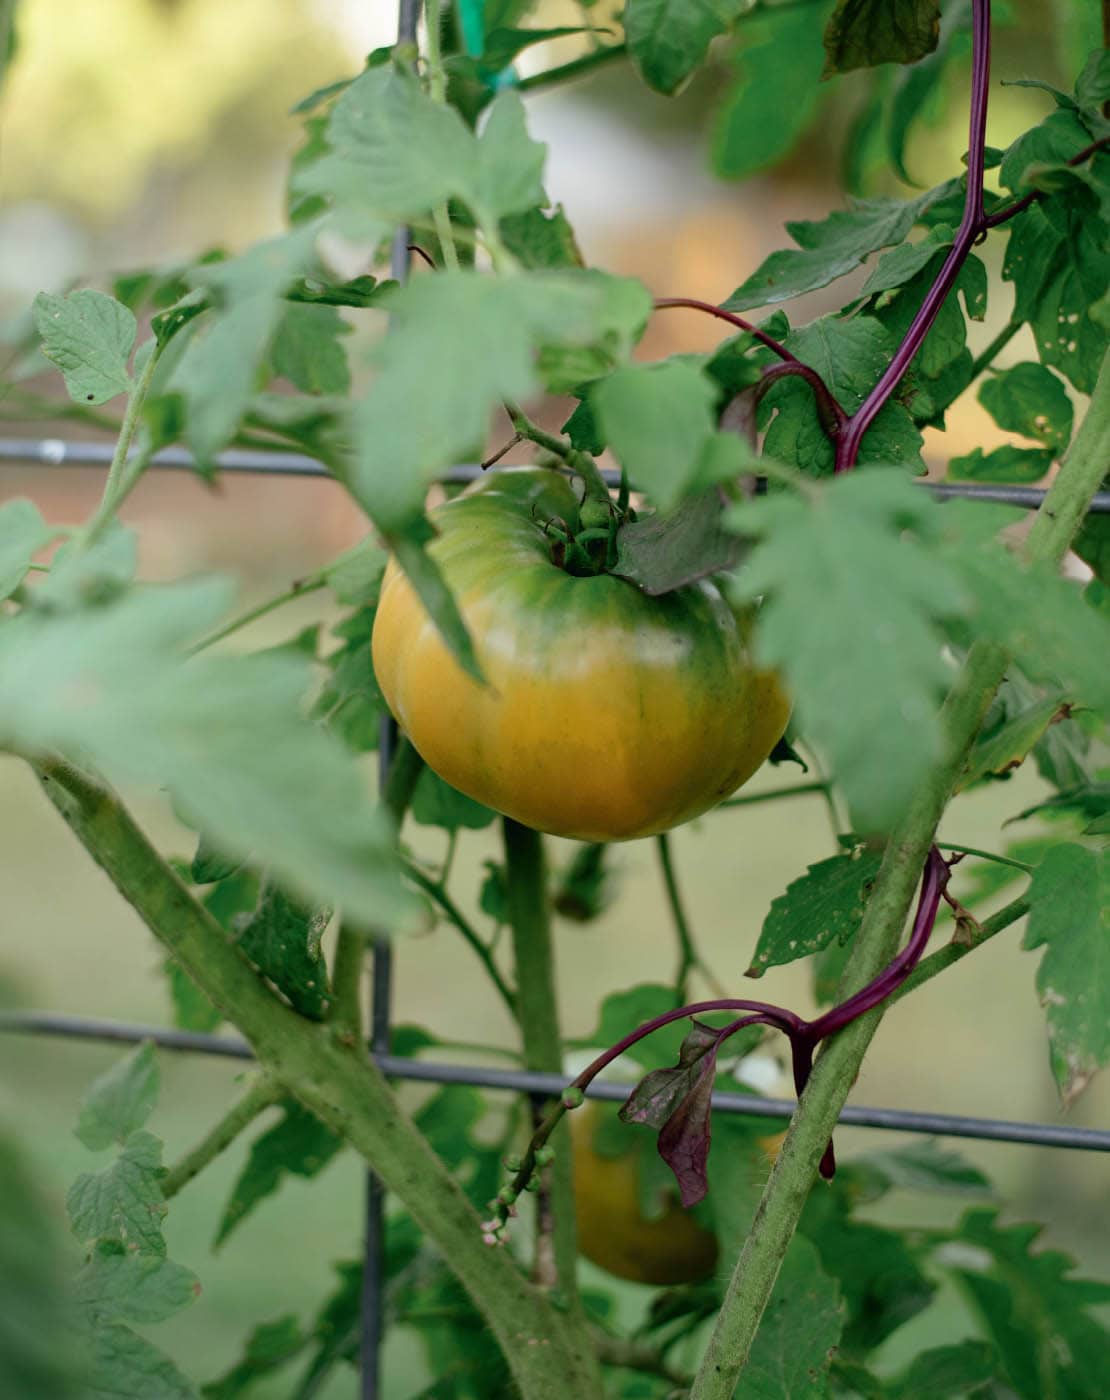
[371,469,790,842]
[570,1101,718,1286]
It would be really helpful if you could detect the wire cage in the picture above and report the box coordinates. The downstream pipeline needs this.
[2,2,1109,1394]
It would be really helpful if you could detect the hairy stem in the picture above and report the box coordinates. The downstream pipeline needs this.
[502,819,584,1310]
[937,841,1033,873]
[653,297,800,366]
[404,861,517,1015]
[657,833,704,1001]
[188,577,327,655]
[34,758,602,1400]
[690,341,1110,1398]
[892,894,1031,1004]
[507,404,612,505]
[329,922,366,1045]
[162,1075,281,1199]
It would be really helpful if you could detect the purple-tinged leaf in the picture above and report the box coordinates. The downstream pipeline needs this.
[619,1021,719,1131]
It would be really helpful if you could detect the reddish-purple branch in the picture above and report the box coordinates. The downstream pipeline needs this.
[653,297,800,366]
[834,0,993,472]
[983,134,1110,229]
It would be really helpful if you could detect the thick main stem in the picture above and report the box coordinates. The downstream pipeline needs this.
[35,759,601,1400]
[691,345,1110,1399]
[502,819,586,1315]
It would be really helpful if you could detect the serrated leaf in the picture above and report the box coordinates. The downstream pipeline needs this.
[0,498,51,600]
[1075,47,1110,116]
[978,361,1073,450]
[612,489,745,595]
[322,539,386,607]
[625,0,748,96]
[270,302,350,395]
[215,1100,342,1247]
[712,5,826,179]
[724,191,940,311]
[499,204,583,270]
[593,359,719,508]
[474,91,547,226]
[956,696,1068,791]
[67,1131,167,1256]
[729,471,968,831]
[740,1235,843,1397]
[889,1339,1003,1398]
[999,109,1092,195]
[411,767,497,831]
[947,444,1055,484]
[33,289,136,404]
[860,1140,992,1196]
[233,883,331,1020]
[76,1043,159,1152]
[74,1245,199,1325]
[859,226,955,299]
[86,1320,197,1400]
[314,606,383,752]
[748,851,883,977]
[1023,844,1109,1104]
[947,1208,1110,1399]
[824,0,940,76]
[0,579,417,926]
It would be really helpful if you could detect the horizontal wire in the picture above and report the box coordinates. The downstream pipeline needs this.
[3,1010,1108,1154]
[2,436,1109,513]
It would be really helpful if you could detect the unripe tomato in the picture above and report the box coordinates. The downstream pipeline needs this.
[372,469,790,842]
[570,1101,718,1286]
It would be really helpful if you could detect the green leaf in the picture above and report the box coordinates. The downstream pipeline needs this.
[592,359,718,508]
[33,523,137,610]
[314,606,384,752]
[570,983,684,1072]
[625,0,748,96]
[67,1131,168,1256]
[1075,47,1110,118]
[74,1243,199,1325]
[474,91,547,226]
[999,109,1092,195]
[729,472,968,830]
[748,850,883,978]
[947,444,1055,484]
[322,539,387,607]
[233,883,331,1021]
[269,302,350,394]
[712,5,826,180]
[801,1170,935,1355]
[886,2,973,185]
[1074,509,1110,585]
[0,498,50,600]
[86,1321,197,1400]
[740,1234,843,1397]
[824,0,940,76]
[978,361,1073,450]
[32,289,136,404]
[1023,844,1109,1104]
[76,1042,160,1152]
[858,225,955,299]
[888,1339,1003,1398]
[947,1208,1110,1399]
[215,1100,342,1247]
[552,842,613,922]
[956,696,1068,791]
[499,204,583,270]
[164,958,222,1034]
[411,767,497,830]
[391,531,483,683]
[0,579,417,927]
[171,227,318,463]
[200,1316,306,1399]
[611,490,745,596]
[859,1140,991,1196]
[724,191,939,310]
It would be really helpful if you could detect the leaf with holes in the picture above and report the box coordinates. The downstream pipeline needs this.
[233,883,331,1021]
[748,851,883,978]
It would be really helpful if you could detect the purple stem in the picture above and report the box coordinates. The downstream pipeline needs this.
[834,0,992,473]
[653,297,801,367]
[756,360,849,439]
[983,134,1110,229]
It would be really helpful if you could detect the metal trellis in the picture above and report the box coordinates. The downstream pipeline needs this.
[2,0,1109,1384]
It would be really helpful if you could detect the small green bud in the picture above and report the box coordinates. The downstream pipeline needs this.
[497,1185,518,1205]
[502,1154,522,1172]
[561,1087,585,1110]
[534,1145,556,1167]
[524,1175,542,1192]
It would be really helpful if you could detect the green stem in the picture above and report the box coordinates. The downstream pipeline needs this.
[502,819,586,1322]
[329,922,365,1045]
[188,577,327,655]
[719,781,829,809]
[892,895,1031,1005]
[77,342,162,547]
[657,833,701,1002]
[966,318,1022,384]
[507,405,612,506]
[424,0,460,273]
[382,734,424,822]
[162,1075,281,1199]
[405,862,517,1015]
[33,757,601,1400]
[516,43,628,93]
[690,346,1110,1400]
[937,841,1033,874]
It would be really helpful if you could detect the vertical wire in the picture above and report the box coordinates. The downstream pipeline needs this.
[360,3,421,1393]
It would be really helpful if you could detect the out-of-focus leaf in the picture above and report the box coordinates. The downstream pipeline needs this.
[74,1243,199,1325]
[888,1339,1004,1398]
[625,0,748,96]
[956,696,1069,791]
[1023,844,1109,1104]
[859,1140,992,1196]
[552,842,613,922]
[269,302,350,395]
[739,1234,843,1397]
[570,982,683,1071]
[0,499,51,600]
[411,767,497,830]
[947,444,1055,484]
[86,1321,197,1400]
[824,0,940,75]
[201,1316,305,1399]
[75,1042,159,1152]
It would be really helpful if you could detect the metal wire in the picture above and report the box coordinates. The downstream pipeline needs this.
[4,1011,1109,1155]
[3,436,1110,514]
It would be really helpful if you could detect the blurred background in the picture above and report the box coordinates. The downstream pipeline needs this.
[1,1,1107,1395]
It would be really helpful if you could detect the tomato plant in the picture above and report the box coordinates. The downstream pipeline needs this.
[1,1,1109,1398]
